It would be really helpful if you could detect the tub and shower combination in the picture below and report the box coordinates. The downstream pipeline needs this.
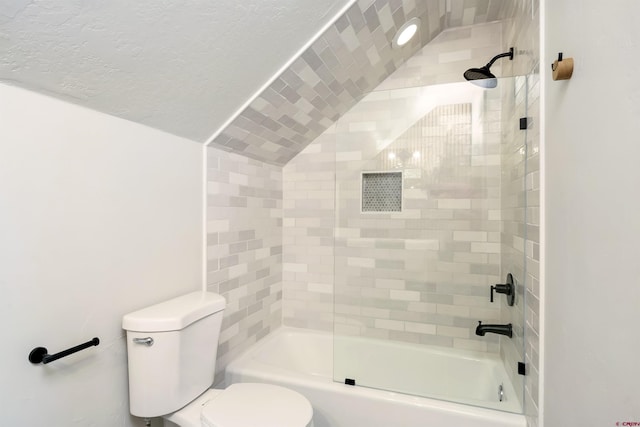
[226,74,531,427]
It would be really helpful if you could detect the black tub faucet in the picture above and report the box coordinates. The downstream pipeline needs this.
[475,321,513,338]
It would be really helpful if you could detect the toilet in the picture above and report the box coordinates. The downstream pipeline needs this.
[122,291,314,427]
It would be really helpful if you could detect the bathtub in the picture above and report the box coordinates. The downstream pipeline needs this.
[225,328,526,427]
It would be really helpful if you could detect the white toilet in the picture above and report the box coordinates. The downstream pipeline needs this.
[122,291,314,427]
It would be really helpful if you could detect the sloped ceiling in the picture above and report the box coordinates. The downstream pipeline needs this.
[210,0,509,165]
[1,0,509,165]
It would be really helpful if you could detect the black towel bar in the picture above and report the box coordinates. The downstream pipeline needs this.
[28,337,100,364]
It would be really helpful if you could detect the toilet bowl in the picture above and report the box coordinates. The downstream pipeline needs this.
[164,384,313,427]
[122,292,314,427]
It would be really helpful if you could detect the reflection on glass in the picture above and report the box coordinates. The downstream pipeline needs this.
[333,78,527,414]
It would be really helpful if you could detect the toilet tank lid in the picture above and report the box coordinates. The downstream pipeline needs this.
[122,291,226,332]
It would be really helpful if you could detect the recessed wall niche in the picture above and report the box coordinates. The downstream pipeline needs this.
[361,171,403,213]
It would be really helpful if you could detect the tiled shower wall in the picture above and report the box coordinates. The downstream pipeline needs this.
[206,147,283,380]
[331,99,504,352]
[283,22,505,338]
[282,128,336,331]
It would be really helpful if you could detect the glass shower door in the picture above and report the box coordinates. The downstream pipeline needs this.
[332,78,528,413]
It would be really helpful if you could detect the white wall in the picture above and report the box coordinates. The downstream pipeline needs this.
[543,1,640,425]
[0,84,202,426]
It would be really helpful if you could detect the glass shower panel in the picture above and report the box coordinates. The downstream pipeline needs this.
[332,78,527,413]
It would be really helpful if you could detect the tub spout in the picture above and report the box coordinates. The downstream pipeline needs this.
[475,321,513,338]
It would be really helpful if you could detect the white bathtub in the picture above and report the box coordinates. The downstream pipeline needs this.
[225,328,526,427]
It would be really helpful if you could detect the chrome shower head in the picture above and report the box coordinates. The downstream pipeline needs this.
[464,47,514,88]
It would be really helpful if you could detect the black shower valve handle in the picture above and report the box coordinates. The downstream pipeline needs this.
[489,284,508,302]
[489,274,516,306]
[491,283,510,299]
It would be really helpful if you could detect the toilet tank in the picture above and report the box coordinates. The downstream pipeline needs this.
[122,292,226,418]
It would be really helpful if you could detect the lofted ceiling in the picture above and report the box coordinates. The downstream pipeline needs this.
[1,0,511,165]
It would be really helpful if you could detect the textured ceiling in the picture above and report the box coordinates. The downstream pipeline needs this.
[1,0,510,165]
[0,0,352,141]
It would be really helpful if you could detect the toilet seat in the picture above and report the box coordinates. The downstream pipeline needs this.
[201,383,313,427]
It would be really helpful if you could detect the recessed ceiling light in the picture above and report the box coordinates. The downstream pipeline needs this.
[393,18,420,49]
